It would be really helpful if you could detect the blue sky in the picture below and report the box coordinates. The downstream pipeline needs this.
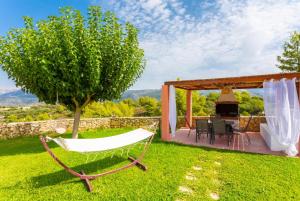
[1,0,300,90]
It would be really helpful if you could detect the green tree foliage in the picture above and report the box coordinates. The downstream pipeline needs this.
[0,105,72,123]
[24,115,34,122]
[234,91,264,115]
[192,91,207,116]
[37,113,51,120]
[82,101,134,118]
[175,89,186,116]
[136,96,160,116]
[205,92,220,115]
[0,6,145,138]
[121,98,138,107]
[6,114,18,122]
[176,89,209,116]
[175,89,263,117]
[277,32,300,72]
[234,91,251,103]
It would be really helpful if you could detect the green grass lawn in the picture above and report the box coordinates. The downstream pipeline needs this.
[0,128,300,201]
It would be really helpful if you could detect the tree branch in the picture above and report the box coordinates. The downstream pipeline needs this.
[81,94,94,108]
[72,97,80,108]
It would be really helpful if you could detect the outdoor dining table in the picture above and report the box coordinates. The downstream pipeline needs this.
[205,119,236,144]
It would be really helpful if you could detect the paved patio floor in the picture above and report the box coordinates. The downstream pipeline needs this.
[171,128,285,156]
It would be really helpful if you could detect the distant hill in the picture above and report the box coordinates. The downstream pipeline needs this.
[0,88,262,106]
[0,89,162,106]
[0,88,17,95]
[200,89,263,97]
[121,89,161,100]
[0,90,38,106]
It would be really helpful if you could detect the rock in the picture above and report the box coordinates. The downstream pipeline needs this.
[210,192,220,200]
[178,186,193,194]
[192,166,202,171]
[185,174,197,181]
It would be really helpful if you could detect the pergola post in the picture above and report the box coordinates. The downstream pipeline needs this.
[186,90,192,128]
[298,82,300,156]
[161,85,171,141]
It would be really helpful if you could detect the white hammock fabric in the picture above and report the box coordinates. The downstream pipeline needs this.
[46,128,154,153]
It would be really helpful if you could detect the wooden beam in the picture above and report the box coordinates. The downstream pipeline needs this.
[165,72,300,90]
[174,86,191,90]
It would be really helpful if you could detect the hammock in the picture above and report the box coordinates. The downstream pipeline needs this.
[40,128,155,192]
[46,128,154,153]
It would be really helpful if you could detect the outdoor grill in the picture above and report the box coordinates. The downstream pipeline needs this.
[215,86,239,117]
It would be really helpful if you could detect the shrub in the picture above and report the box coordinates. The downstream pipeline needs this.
[6,115,18,122]
[36,113,50,120]
[24,115,34,122]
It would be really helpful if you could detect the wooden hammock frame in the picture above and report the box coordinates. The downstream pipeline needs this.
[39,133,154,192]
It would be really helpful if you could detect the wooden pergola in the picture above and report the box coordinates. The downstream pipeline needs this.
[161,72,300,155]
[164,72,300,90]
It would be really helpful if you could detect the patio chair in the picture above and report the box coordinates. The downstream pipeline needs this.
[211,119,233,145]
[195,119,209,143]
[39,128,154,192]
[233,115,253,146]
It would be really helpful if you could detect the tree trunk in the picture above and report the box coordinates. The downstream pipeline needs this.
[72,107,81,139]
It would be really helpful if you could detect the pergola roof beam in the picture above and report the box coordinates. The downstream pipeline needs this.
[164,72,300,90]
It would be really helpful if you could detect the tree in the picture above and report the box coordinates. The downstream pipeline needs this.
[121,98,137,107]
[235,91,264,116]
[137,96,160,116]
[277,32,300,72]
[175,89,186,116]
[175,89,208,116]
[192,91,207,116]
[0,6,145,138]
[205,92,219,115]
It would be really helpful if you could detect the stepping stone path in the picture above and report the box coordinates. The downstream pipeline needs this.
[179,186,193,194]
[210,192,220,200]
[185,174,197,181]
[192,165,202,171]
[176,157,222,200]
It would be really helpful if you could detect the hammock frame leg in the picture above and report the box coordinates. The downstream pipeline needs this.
[39,134,154,192]
[80,170,93,192]
[128,156,147,171]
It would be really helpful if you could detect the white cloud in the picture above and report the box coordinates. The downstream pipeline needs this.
[95,0,300,89]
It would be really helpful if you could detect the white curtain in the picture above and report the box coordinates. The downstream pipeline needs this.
[169,85,177,136]
[263,78,300,156]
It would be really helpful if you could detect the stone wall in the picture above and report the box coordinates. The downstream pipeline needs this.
[239,116,266,132]
[0,116,264,140]
[0,117,160,140]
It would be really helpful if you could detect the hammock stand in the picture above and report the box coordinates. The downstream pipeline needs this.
[39,129,154,192]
